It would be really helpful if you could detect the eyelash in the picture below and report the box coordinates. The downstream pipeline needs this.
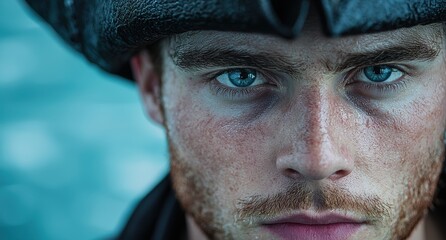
[359,79,408,92]
[211,82,261,98]
[345,65,409,94]
[207,69,277,99]
[207,64,410,99]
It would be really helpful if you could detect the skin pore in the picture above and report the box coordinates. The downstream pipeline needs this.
[131,16,446,240]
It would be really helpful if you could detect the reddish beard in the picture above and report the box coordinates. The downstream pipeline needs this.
[235,183,391,225]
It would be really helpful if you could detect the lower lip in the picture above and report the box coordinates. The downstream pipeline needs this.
[263,222,362,240]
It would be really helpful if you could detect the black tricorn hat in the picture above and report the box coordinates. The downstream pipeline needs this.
[25,0,446,81]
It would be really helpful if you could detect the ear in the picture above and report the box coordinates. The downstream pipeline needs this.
[130,50,164,125]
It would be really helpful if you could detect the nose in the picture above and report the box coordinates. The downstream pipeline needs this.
[276,86,354,181]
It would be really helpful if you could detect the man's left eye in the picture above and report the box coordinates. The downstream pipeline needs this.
[357,65,403,83]
[215,68,266,88]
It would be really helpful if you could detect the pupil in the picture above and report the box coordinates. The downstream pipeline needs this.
[373,66,383,74]
[239,71,248,80]
[364,65,392,82]
[228,69,257,87]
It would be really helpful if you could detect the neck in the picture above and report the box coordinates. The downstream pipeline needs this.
[186,215,208,240]
[422,213,443,240]
[407,217,427,240]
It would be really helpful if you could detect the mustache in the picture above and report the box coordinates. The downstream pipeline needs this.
[235,183,392,224]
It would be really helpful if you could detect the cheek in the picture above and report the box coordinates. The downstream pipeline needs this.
[356,82,446,195]
[163,82,275,191]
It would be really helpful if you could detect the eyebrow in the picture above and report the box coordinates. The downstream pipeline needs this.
[172,48,301,75]
[332,42,440,72]
[172,41,440,74]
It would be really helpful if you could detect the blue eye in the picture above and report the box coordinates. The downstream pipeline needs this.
[361,65,403,83]
[216,69,262,88]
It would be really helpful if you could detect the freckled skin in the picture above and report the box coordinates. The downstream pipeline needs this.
[135,22,446,240]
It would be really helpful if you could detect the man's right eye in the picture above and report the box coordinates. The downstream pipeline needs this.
[358,65,404,83]
[215,68,266,88]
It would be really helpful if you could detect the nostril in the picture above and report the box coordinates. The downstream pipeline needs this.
[284,168,301,179]
[329,169,351,180]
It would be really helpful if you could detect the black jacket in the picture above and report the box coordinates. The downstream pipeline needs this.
[117,176,186,240]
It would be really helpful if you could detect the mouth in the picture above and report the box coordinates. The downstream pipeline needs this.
[261,212,366,240]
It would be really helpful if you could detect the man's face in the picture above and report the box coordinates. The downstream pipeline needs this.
[138,19,446,239]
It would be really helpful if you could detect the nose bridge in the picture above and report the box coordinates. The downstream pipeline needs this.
[297,84,334,166]
[277,83,352,181]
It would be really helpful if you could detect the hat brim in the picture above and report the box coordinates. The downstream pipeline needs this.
[25,0,446,81]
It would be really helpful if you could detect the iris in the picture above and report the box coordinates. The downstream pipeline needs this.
[363,65,394,82]
[227,69,257,87]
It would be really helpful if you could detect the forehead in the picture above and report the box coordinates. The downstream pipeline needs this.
[168,23,444,57]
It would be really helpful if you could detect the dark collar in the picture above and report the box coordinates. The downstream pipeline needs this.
[117,175,187,240]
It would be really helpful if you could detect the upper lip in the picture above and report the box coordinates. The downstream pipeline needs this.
[262,212,365,225]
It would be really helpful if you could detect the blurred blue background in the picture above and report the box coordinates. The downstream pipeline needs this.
[0,1,169,239]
